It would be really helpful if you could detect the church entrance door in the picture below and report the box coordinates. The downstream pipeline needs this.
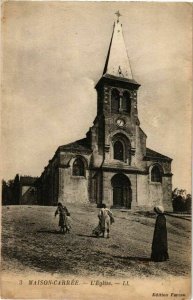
[111,174,132,209]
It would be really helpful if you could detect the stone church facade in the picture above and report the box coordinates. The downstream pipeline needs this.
[39,18,172,210]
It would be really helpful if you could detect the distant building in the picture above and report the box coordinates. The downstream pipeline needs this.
[19,176,38,205]
[38,17,173,209]
[2,175,38,205]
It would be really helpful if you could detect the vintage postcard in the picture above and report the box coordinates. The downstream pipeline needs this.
[1,2,192,299]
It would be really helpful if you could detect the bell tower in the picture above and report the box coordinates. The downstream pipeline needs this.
[92,12,142,168]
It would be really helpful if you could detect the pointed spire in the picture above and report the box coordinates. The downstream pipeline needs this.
[103,14,133,80]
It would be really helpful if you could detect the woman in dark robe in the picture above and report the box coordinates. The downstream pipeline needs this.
[151,206,169,262]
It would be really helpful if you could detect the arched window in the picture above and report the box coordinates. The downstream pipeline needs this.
[114,141,124,161]
[72,158,85,176]
[122,91,131,113]
[111,89,120,113]
[151,166,162,183]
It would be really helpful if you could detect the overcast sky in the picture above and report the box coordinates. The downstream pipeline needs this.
[2,2,192,192]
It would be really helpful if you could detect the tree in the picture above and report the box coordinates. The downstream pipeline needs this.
[172,188,191,213]
[2,180,8,205]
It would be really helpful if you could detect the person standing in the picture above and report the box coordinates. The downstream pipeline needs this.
[55,202,71,234]
[151,206,169,262]
[93,203,114,238]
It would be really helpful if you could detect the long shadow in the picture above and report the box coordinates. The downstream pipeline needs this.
[37,230,62,234]
[165,213,191,222]
[77,234,103,239]
[113,255,151,262]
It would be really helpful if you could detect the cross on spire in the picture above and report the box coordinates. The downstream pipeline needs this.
[115,10,122,22]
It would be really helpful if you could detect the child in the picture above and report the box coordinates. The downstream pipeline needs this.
[55,202,71,234]
[93,203,114,238]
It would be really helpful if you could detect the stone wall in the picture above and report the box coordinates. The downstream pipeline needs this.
[58,167,89,204]
[145,160,173,210]
[137,175,172,211]
[149,182,163,207]
[162,176,173,210]
[136,174,149,207]
[102,171,137,208]
[135,126,147,169]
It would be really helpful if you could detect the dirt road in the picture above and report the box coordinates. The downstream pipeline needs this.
[1,204,191,278]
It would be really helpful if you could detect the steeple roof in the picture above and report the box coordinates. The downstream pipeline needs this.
[103,18,133,80]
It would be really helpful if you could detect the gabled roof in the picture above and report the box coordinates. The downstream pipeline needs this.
[145,148,172,162]
[58,138,92,154]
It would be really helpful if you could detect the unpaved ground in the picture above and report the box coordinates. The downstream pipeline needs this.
[1,205,191,278]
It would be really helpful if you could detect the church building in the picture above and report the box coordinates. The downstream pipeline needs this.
[39,16,172,210]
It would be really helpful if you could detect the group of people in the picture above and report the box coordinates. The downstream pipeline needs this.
[55,202,169,262]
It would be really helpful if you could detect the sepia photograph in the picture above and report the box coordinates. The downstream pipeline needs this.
[1,2,192,299]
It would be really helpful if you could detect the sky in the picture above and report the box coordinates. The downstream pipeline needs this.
[2,2,192,192]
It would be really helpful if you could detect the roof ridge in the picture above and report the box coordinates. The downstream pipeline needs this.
[58,137,92,153]
[146,147,172,160]
[59,137,88,148]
